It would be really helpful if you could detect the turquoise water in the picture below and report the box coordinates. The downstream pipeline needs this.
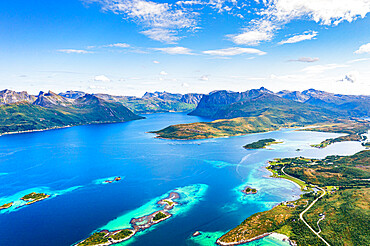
[0,113,365,246]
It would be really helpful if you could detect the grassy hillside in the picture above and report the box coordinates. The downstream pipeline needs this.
[151,99,337,140]
[0,99,144,134]
[219,151,370,246]
[303,121,369,148]
[283,151,370,187]
[0,102,79,133]
[219,188,369,246]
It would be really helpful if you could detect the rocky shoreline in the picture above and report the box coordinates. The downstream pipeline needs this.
[216,232,296,246]
[75,192,180,246]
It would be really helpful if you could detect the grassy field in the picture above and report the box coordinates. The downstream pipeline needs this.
[304,188,370,246]
[0,100,143,135]
[150,109,335,140]
[218,150,370,246]
[218,193,325,245]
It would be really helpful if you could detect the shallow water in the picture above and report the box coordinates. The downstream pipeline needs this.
[0,113,365,246]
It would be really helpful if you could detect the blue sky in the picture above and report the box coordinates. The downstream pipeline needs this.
[1,0,370,96]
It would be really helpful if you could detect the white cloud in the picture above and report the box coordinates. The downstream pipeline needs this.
[338,71,359,83]
[181,82,190,87]
[160,71,168,75]
[279,31,318,45]
[104,43,130,48]
[203,47,266,56]
[354,43,370,54]
[84,0,196,42]
[229,0,370,45]
[141,28,179,43]
[200,75,209,81]
[153,60,160,64]
[58,49,91,54]
[288,57,319,63]
[347,58,370,63]
[228,20,276,45]
[268,0,370,26]
[153,46,193,55]
[94,75,111,82]
[302,64,348,74]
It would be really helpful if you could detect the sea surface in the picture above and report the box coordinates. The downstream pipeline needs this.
[0,113,365,246]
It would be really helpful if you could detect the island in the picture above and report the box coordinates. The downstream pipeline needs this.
[104,177,121,184]
[20,192,50,205]
[243,138,282,149]
[0,202,13,210]
[242,186,257,195]
[217,150,370,246]
[76,192,180,246]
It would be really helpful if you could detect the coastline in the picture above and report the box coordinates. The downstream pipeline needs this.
[75,192,180,246]
[216,163,304,246]
[266,168,303,190]
[0,118,144,137]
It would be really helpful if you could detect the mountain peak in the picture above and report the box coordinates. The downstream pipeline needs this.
[0,89,36,105]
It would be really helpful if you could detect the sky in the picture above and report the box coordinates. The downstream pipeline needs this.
[1,0,370,96]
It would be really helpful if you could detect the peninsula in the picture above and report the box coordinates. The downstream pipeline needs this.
[217,150,370,246]
[151,89,369,141]
[76,192,180,246]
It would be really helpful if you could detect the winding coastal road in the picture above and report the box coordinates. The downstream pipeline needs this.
[281,167,331,246]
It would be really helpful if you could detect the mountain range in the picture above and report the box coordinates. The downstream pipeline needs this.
[1,87,369,136]
[189,87,370,119]
[0,90,144,134]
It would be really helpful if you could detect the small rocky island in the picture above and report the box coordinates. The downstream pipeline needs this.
[104,177,121,184]
[0,202,13,210]
[76,192,180,246]
[0,192,50,212]
[21,192,51,205]
[242,187,258,195]
[243,139,282,150]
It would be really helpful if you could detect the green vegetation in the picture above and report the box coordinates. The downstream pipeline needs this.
[78,232,109,246]
[282,151,370,187]
[0,202,13,210]
[0,102,78,134]
[163,200,174,206]
[153,211,168,221]
[304,121,369,148]
[243,187,257,194]
[304,188,370,246]
[0,97,143,135]
[219,150,370,245]
[243,138,281,149]
[21,192,50,203]
[151,94,342,140]
[111,230,133,240]
[219,193,323,245]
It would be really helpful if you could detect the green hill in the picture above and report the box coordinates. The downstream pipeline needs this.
[151,94,341,140]
[0,94,144,135]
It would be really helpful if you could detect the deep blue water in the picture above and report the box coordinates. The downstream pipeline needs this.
[0,113,365,246]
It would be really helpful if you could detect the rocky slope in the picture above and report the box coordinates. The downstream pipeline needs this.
[0,89,36,105]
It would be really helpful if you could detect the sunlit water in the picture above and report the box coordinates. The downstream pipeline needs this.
[0,113,365,246]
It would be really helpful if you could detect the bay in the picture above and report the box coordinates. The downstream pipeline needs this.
[0,113,365,246]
